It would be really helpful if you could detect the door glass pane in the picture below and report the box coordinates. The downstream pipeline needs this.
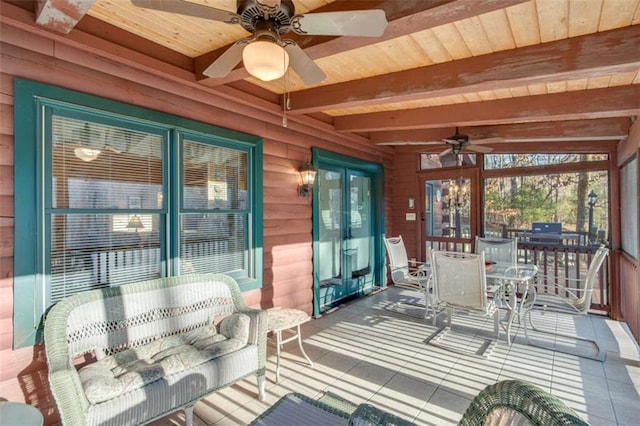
[318,169,343,308]
[424,178,471,238]
[349,175,371,275]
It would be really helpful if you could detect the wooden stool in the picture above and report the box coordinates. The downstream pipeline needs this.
[266,308,313,383]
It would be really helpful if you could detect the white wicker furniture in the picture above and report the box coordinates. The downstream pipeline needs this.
[383,235,433,320]
[44,273,267,426]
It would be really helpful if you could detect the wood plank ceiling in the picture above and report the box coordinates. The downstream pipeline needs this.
[28,0,640,152]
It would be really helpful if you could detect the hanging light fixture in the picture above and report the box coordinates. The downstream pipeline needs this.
[73,122,101,162]
[448,178,469,212]
[243,39,290,81]
[74,147,101,162]
[448,151,469,212]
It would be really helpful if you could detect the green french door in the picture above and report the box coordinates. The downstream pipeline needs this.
[312,150,384,316]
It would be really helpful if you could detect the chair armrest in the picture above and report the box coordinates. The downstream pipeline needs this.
[238,307,268,375]
[460,380,588,426]
[44,303,91,425]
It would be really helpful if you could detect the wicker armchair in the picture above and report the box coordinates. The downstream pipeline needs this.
[460,380,588,426]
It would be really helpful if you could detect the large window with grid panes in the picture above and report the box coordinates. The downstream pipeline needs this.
[13,79,263,347]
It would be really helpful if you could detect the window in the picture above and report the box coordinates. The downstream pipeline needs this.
[621,157,638,259]
[13,79,263,347]
[483,154,609,243]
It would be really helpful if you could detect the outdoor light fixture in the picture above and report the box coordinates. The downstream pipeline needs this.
[74,147,101,162]
[243,40,290,82]
[588,190,598,207]
[298,160,317,198]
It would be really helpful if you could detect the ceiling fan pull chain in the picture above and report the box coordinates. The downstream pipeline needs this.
[282,62,291,127]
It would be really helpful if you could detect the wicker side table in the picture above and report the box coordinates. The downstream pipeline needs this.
[266,307,313,383]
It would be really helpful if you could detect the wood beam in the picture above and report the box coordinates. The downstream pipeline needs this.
[194,0,527,84]
[370,119,632,144]
[35,0,95,34]
[334,86,640,132]
[290,25,640,114]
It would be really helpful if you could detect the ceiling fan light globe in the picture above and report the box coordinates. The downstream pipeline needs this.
[243,41,290,81]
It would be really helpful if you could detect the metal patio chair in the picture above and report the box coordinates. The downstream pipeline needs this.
[383,235,434,321]
[522,244,609,361]
[426,250,500,357]
[475,236,518,265]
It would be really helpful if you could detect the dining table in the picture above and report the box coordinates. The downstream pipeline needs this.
[485,261,538,345]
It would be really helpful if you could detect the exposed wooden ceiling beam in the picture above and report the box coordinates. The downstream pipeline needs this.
[290,25,640,114]
[195,0,528,84]
[35,0,95,34]
[370,119,632,144]
[334,86,640,132]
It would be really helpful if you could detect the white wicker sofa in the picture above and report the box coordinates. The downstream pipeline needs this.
[44,273,267,426]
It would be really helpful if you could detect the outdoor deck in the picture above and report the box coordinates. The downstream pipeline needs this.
[152,286,640,425]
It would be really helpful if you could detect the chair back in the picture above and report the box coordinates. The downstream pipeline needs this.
[475,236,517,265]
[430,251,489,314]
[384,235,410,284]
[574,245,609,312]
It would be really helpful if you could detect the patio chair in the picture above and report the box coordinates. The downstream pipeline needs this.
[522,244,609,361]
[475,236,518,310]
[460,379,588,425]
[475,236,517,264]
[383,235,434,320]
[426,251,500,357]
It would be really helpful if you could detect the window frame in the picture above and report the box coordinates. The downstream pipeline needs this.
[13,79,263,348]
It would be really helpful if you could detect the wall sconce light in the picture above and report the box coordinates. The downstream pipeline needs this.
[408,197,415,209]
[298,160,317,198]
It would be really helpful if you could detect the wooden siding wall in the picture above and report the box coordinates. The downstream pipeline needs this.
[387,149,421,260]
[0,24,393,422]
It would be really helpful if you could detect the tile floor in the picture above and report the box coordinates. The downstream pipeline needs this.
[152,287,640,425]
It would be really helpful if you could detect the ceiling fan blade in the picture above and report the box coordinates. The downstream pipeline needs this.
[202,41,247,78]
[284,42,326,85]
[466,145,494,153]
[291,10,388,37]
[470,136,506,145]
[376,141,441,146]
[439,147,453,157]
[131,0,239,23]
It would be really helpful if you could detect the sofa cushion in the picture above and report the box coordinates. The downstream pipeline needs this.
[78,313,250,404]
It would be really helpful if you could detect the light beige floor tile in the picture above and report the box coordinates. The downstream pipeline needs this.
[418,388,472,425]
[152,286,639,425]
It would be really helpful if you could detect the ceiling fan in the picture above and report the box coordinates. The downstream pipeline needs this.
[437,127,505,157]
[131,0,388,85]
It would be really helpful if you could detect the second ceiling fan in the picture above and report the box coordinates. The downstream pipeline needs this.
[132,0,388,84]
[438,127,505,157]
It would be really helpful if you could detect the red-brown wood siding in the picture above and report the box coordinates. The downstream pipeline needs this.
[0,25,393,424]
